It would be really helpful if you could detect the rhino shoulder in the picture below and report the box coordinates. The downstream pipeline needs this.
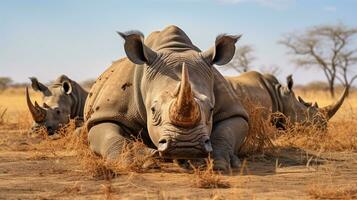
[212,68,248,124]
[84,58,141,129]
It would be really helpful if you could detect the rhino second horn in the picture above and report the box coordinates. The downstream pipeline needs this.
[169,63,201,127]
[321,87,348,120]
[26,87,46,123]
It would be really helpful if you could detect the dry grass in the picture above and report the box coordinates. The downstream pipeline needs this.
[101,181,114,200]
[0,87,41,123]
[239,98,276,156]
[308,183,357,200]
[0,106,7,125]
[190,157,231,189]
[28,118,156,178]
[274,119,357,152]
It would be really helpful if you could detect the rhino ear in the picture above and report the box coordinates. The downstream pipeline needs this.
[201,34,242,66]
[29,77,51,96]
[117,31,157,65]
[62,80,72,95]
[286,74,293,90]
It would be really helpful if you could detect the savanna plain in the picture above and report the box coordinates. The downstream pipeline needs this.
[0,87,356,200]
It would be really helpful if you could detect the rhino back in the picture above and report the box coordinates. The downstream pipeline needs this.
[225,71,276,113]
[84,58,145,133]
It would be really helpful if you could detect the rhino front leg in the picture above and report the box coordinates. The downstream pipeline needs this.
[210,117,248,171]
[88,122,128,159]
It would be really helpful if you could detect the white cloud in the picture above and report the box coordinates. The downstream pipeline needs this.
[217,0,296,10]
[323,5,337,12]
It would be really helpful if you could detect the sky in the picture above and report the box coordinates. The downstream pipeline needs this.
[1,0,357,85]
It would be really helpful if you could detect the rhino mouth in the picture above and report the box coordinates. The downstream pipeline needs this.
[157,135,212,159]
[159,147,210,159]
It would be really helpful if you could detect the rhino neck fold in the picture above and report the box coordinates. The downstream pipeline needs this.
[65,81,87,119]
[135,65,148,126]
[261,77,284,114]
[71,83,88,119]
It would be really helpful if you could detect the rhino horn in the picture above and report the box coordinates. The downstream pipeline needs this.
[321,87,348,120]
[26,87,46,123]
[169,63,201,127]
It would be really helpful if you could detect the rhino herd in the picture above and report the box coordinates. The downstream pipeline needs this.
[26,26,347,171]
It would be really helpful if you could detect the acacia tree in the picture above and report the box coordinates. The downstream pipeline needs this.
[280,23,357,97]
[223,45,255,73]
[336,51,357,95]
[0,77,12,90]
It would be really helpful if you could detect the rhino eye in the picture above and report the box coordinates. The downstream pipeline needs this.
[56,110,61,115]
[151,106,156,113]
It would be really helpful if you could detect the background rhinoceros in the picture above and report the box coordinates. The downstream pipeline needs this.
[225,71,347,129]
[26,75,88,134]
[84,25,249,171]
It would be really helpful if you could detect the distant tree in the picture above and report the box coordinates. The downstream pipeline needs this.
[280,23,357,97]
[222,45,255,73]
[259,65,281,76]
[335,50,357,96]
[0,77,13,90]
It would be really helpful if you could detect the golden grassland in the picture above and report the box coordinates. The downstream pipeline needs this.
[0,87,356,199]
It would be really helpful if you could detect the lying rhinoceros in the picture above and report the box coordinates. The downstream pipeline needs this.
[225,71,347,129]
[26,75,88,134]
[84,25,249,171]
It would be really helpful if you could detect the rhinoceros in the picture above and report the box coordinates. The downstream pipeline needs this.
[84,25,249,171]
[26,75,88,134]
[225,71,347,129]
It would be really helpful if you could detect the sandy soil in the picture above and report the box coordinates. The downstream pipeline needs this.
[0,124,356,200]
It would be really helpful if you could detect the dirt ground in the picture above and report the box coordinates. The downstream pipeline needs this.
[0,126,356,200]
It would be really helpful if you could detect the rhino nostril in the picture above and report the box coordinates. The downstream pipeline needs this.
[46,126,54,135]
[159,138,167,144]
[158,138,169,152]
[202,138,213,153]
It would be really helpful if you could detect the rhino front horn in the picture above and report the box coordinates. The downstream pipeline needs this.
[26,87,46,123]
[169,63,201,127]
[321,87,348,120]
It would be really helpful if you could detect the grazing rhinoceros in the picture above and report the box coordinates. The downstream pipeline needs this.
[225,71,347,129]
[84,25,249,171]
[26,75,88,135]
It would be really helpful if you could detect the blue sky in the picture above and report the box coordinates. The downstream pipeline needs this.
[1,0,356,85]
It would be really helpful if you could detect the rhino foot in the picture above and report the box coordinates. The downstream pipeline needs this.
[213,151,241,172]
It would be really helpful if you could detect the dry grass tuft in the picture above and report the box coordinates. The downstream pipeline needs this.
[61,182,82,195]
[274,118,357,152]
[239,99,276,156]
[109,139,156,173]
[308,183,357,200]
[46,121,155,178]
[0,107,7,125]
[101,181,114,200]
[191,157,231,189]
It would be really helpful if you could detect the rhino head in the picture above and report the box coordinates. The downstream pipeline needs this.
[118,26,240,159]
[276,75,347,129]
[26,75,76,135]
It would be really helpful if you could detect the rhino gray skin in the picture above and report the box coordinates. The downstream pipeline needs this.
[225,71,347,129]
[84,25,249,171]
[26,75,88,135]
